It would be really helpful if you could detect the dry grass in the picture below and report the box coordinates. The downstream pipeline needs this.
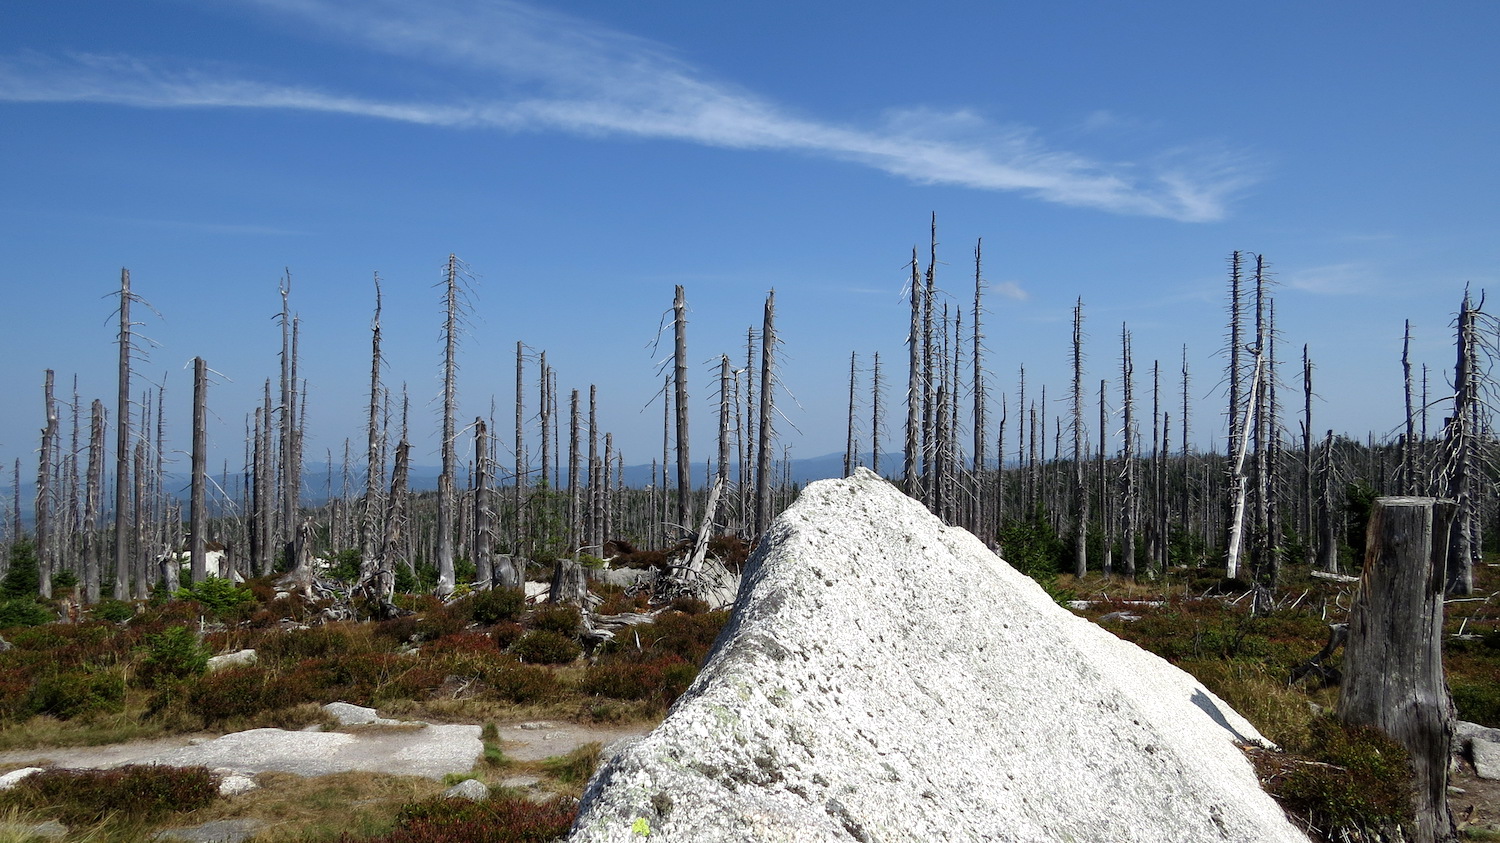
[205,771,444,842]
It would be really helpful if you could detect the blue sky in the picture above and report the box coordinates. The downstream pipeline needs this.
[1,0,1496,496]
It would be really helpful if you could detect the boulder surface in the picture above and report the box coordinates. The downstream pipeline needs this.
[569,468,1308,842]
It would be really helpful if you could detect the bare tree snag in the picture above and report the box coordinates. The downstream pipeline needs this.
[436,254,463,596]
[189,357,208,584]
[113,268,133,600]
[83,399,104,603]
[1071,299,1087,577]
[1337,496,1457,843]
[903,248,921,497]
[673,286,692,529]
[37,369,57,598]
[754,290,776,539]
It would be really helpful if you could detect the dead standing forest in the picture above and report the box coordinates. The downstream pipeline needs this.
[3,223,1496,609]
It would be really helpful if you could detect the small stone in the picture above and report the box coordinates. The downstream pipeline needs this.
[500,774,541,788]
[216,771,259,796]
[443,779,490,801]
[26,820,67,840]
[323,702,400,727]
[206,649,257,672]
[518,721,553,731]
[0,767,43,790]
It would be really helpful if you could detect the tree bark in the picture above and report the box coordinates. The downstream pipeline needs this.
[1336,496,1457,843]
[189,357,208,584]
[673,286,692,529]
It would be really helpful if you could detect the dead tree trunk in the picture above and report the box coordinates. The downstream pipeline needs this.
[363,275,384,564]
[515,340,526,558]
[83,399,104,604]
[871,352,883,478]
[1442,292,1478,596]
[436,254,462,597]
[113,268,133,600]
[1071,299,1088,577]
[473,416,492,588]
[189,357,208,584]
[37,369,57,598]
[754,290,777,539]
[1337,496,1457,843]
[845,352,858,477]
[672,286,692,529]
[903,248,922,497]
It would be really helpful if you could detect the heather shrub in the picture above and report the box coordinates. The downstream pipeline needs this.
[632,609,729,664]
[338,793,575,843]
[258,623,379,666]
[581,656,698,707]
[25,667,125,720]
[479,661,563,704]
[490,621,525,650]
[414,604,467,642]
[464,588,526,625]
[530,604,581,636]
[1256,716,1413,839]
[510,630,580,665]
[184,664,279,724]
[0,764,217,825]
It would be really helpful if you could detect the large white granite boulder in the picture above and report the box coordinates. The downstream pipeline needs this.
[569,469,1309,842]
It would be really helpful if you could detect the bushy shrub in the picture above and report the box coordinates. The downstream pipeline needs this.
[0,764,217,825]
[1256,716,1413,839]
[530,604,581,636]
[26,668,126,720]
[510,630,580,665]
[1452,681,1500,728]
[464,588,525,625]
[89,598,136,622]
[337,793,575,843]
[135,625,209,688]
[480,662,563,705]
[0,598,53,629]
[174,576,254,614]
[581,656,698,706]
[491,622,525,650]
[633,610,730,665]
[257,623,380,666]
[184,664,280,724]
[0,541,40,599]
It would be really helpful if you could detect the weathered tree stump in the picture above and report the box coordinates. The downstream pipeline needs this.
[491,554,525,591]
[1336,496,1456,843]
[550,558,588,606]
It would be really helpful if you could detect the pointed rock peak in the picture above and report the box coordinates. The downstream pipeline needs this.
[570,469,1308,842]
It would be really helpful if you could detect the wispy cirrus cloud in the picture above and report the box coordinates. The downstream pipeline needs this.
[0,0,1259,222]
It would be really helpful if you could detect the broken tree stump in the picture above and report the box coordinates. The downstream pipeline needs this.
[1335,496,1457,843]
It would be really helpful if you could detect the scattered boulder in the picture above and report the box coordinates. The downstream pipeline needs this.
[323,702,400,727]
[205,649,257,672]
[151,818,263,843]
[1458,721,1500,780]
[443,778,491,801]
[569,469,1310,842]
[0,766,42,790]
[214,768,259,796]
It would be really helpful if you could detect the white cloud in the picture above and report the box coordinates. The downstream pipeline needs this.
[0,0,1260,222]
[994,281,1030,302]
[1280,263,1375,295]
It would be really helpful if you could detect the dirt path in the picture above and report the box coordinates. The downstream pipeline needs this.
[0,718,655,778]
